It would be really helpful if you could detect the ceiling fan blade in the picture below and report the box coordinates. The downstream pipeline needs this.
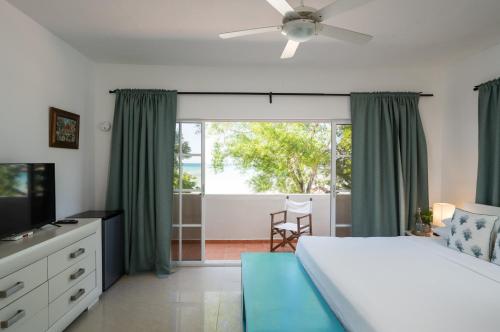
[317,24,372,44]
[219,26,282,39]
[316,0,374,21]
[266,0,295,16]
[281,40,300,59]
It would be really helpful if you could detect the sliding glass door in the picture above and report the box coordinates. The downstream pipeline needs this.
[171,119,352,264]
[172,122,204,262]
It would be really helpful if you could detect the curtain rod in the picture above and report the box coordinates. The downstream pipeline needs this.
[108,90,434,104]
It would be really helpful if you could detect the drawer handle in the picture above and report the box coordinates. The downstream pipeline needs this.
[70,288,85,302]
[0,309,25,329]
[70,268,86,280]
[69,248,85,259]
[0,282,24,299]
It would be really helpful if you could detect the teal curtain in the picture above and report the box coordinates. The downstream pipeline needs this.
[476,78,500,207]
[351,93,429,236]
[106,89,177,276]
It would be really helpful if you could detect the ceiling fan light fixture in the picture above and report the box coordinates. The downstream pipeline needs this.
[281,19,315,42]
[219,0,374,59]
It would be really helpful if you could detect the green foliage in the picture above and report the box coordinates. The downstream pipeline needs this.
[173,172,197,190]
[336,125,352,190]
[418,209,433,225]
[209,122,351,194]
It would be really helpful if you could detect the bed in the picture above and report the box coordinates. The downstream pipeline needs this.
[295,203,500,332]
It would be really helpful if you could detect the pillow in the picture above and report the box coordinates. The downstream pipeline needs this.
[431,220,452,239]
[446,208,498,261]
[433,225,450,238]
[442,218,452,226]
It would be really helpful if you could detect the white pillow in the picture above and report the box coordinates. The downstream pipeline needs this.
[431,220,452,240]
[446,208,498,261]
[433,225,450,238]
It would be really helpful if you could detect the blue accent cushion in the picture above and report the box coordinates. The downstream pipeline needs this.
[241,253,345,332]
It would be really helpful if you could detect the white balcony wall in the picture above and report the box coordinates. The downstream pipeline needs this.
[204,194,331,240]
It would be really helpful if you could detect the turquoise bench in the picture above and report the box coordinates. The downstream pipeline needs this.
[241,253,345,332]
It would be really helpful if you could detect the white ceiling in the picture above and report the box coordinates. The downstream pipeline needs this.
[7,0,500,67]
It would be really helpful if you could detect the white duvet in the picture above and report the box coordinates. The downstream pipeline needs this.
[296,236,500,332]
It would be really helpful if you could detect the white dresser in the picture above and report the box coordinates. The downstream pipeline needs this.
[0,219,102,332]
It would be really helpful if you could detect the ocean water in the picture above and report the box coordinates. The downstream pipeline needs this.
[182,162,253,194]
[182,163,201,178]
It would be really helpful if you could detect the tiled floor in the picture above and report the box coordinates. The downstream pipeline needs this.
[205,240,294,260]
[65,267,242,332]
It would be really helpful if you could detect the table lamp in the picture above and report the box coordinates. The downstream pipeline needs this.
[432,203,455,227]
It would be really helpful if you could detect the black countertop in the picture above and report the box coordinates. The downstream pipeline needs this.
[68,210,123,220]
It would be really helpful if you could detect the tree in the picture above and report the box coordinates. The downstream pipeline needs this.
[335,125,352,190]
[173,130,198,190]
[209,122,350,194]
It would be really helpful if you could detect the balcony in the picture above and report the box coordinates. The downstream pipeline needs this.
[172,193,351,261]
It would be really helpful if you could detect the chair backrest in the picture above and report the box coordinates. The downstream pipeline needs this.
[284,196,312,214]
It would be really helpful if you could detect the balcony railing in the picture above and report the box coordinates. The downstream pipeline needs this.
[172,193,352,261]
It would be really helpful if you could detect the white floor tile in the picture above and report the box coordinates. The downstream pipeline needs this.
[65,267,242,332]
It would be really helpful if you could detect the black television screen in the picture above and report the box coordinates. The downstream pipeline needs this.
[0,163,55,238]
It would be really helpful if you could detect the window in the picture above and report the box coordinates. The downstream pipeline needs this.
[205,121,332,195]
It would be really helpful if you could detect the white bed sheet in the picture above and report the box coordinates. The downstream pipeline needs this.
[296,236,500,332]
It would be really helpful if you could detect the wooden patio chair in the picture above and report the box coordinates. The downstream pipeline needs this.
[270,196,313,252]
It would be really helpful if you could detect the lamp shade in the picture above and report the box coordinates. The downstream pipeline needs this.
[432,203,455,227]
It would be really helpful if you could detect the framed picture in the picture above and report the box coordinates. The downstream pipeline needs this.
[49,107,80,149]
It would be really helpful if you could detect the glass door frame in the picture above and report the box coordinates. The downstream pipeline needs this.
[330,119,352,237]
[173,121,205,264]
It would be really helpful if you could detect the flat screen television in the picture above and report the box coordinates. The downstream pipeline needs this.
[0,163,55,238]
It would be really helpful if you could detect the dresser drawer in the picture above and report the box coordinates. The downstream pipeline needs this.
[2,307,48,332]
[47,234,96,278]
[0,259,47,310]
[0,283,48,331]
[49,253,95,302]
[49,271,95,326]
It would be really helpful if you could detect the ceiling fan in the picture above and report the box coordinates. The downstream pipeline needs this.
[219,0,374,59]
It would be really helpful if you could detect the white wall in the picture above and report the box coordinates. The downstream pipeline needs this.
[93,63,446,209]
[441,43,500,208]
[0,0,94,218]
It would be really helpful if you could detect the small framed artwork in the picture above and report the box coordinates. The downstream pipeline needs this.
[49,107,80,149]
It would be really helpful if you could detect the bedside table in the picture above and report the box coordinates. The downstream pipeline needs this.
[405,230,439,237]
